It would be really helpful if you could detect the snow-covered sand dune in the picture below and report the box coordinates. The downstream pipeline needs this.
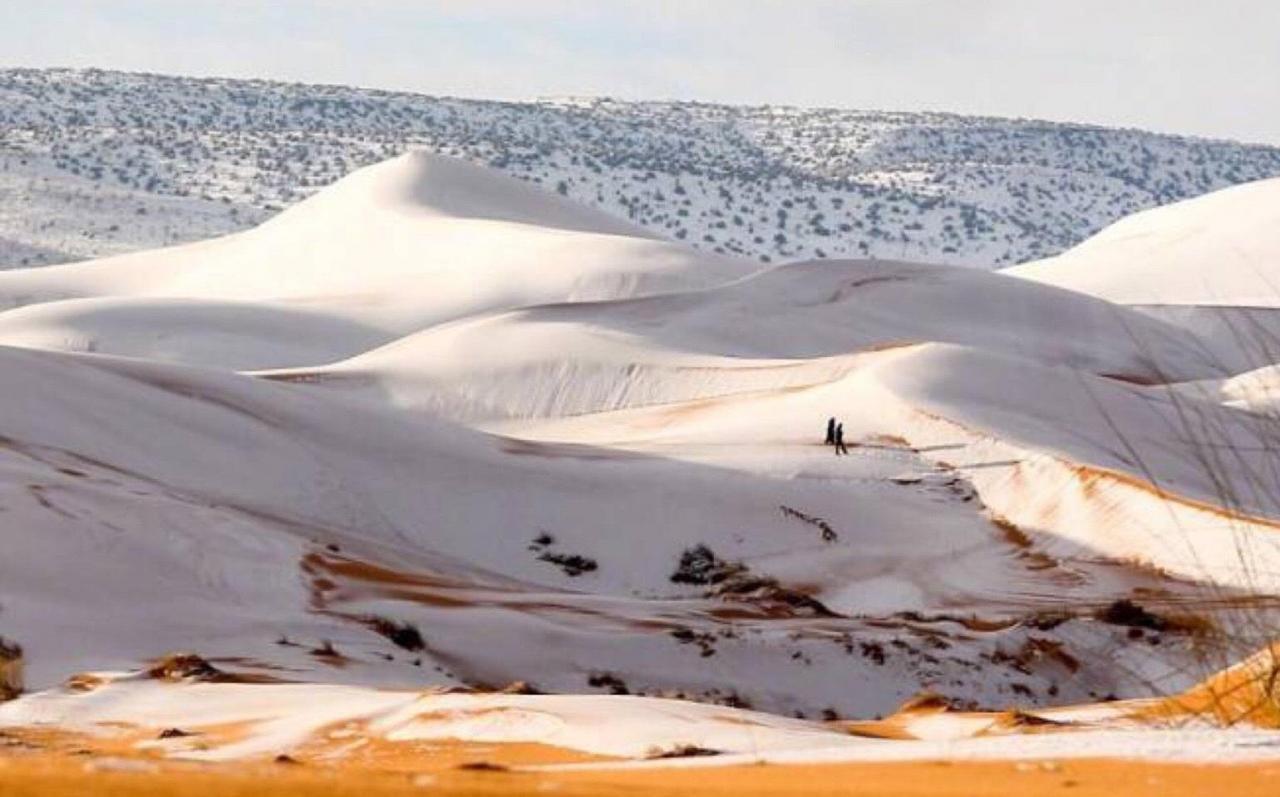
[2,342,1202,714]
[493,339,1280,592]
[1,151,1279,766]
[0,296,391,370]
[278,257,1224,427]
[0,152,756,366]
[1009,177,1280,308]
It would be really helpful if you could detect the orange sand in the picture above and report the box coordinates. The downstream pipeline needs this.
[1,753,1279,797]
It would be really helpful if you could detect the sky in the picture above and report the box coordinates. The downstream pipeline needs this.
[3,0,1280,144]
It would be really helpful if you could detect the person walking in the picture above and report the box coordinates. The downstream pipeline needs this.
[825,417,837,446]
[835,422,849,456]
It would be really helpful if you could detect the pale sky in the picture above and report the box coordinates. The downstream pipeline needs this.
[3,0,1280,144]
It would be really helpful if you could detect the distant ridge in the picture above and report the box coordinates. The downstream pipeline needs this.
[3,67,1280,269]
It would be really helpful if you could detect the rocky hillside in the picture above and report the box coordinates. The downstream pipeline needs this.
[3,67,1280,269]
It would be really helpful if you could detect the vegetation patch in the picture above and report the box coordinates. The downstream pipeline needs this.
[1097,599,1169,631]
[144,653,227,683]
[779,505,839,542]
[529,532,598,577]
[671,544,837,617]
[669,544,747,586]
[587,672,630,695]
[364,616,425,652]
[646,744,722,759]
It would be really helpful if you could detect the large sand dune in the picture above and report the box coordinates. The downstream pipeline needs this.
[0,152,756,366]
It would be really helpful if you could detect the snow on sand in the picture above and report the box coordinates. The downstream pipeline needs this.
[2,152,1280,770]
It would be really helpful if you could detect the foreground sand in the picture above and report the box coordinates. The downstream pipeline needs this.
[3,753,1280,797]
[4,720,1280,797]
[4,663,1280,797]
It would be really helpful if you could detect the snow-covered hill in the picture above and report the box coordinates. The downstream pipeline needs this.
[4,67,1280,270]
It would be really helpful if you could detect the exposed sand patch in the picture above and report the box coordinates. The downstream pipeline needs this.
[1137,643,1280,728]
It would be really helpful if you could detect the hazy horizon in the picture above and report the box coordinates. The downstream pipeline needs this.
[2,1,1279,146]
